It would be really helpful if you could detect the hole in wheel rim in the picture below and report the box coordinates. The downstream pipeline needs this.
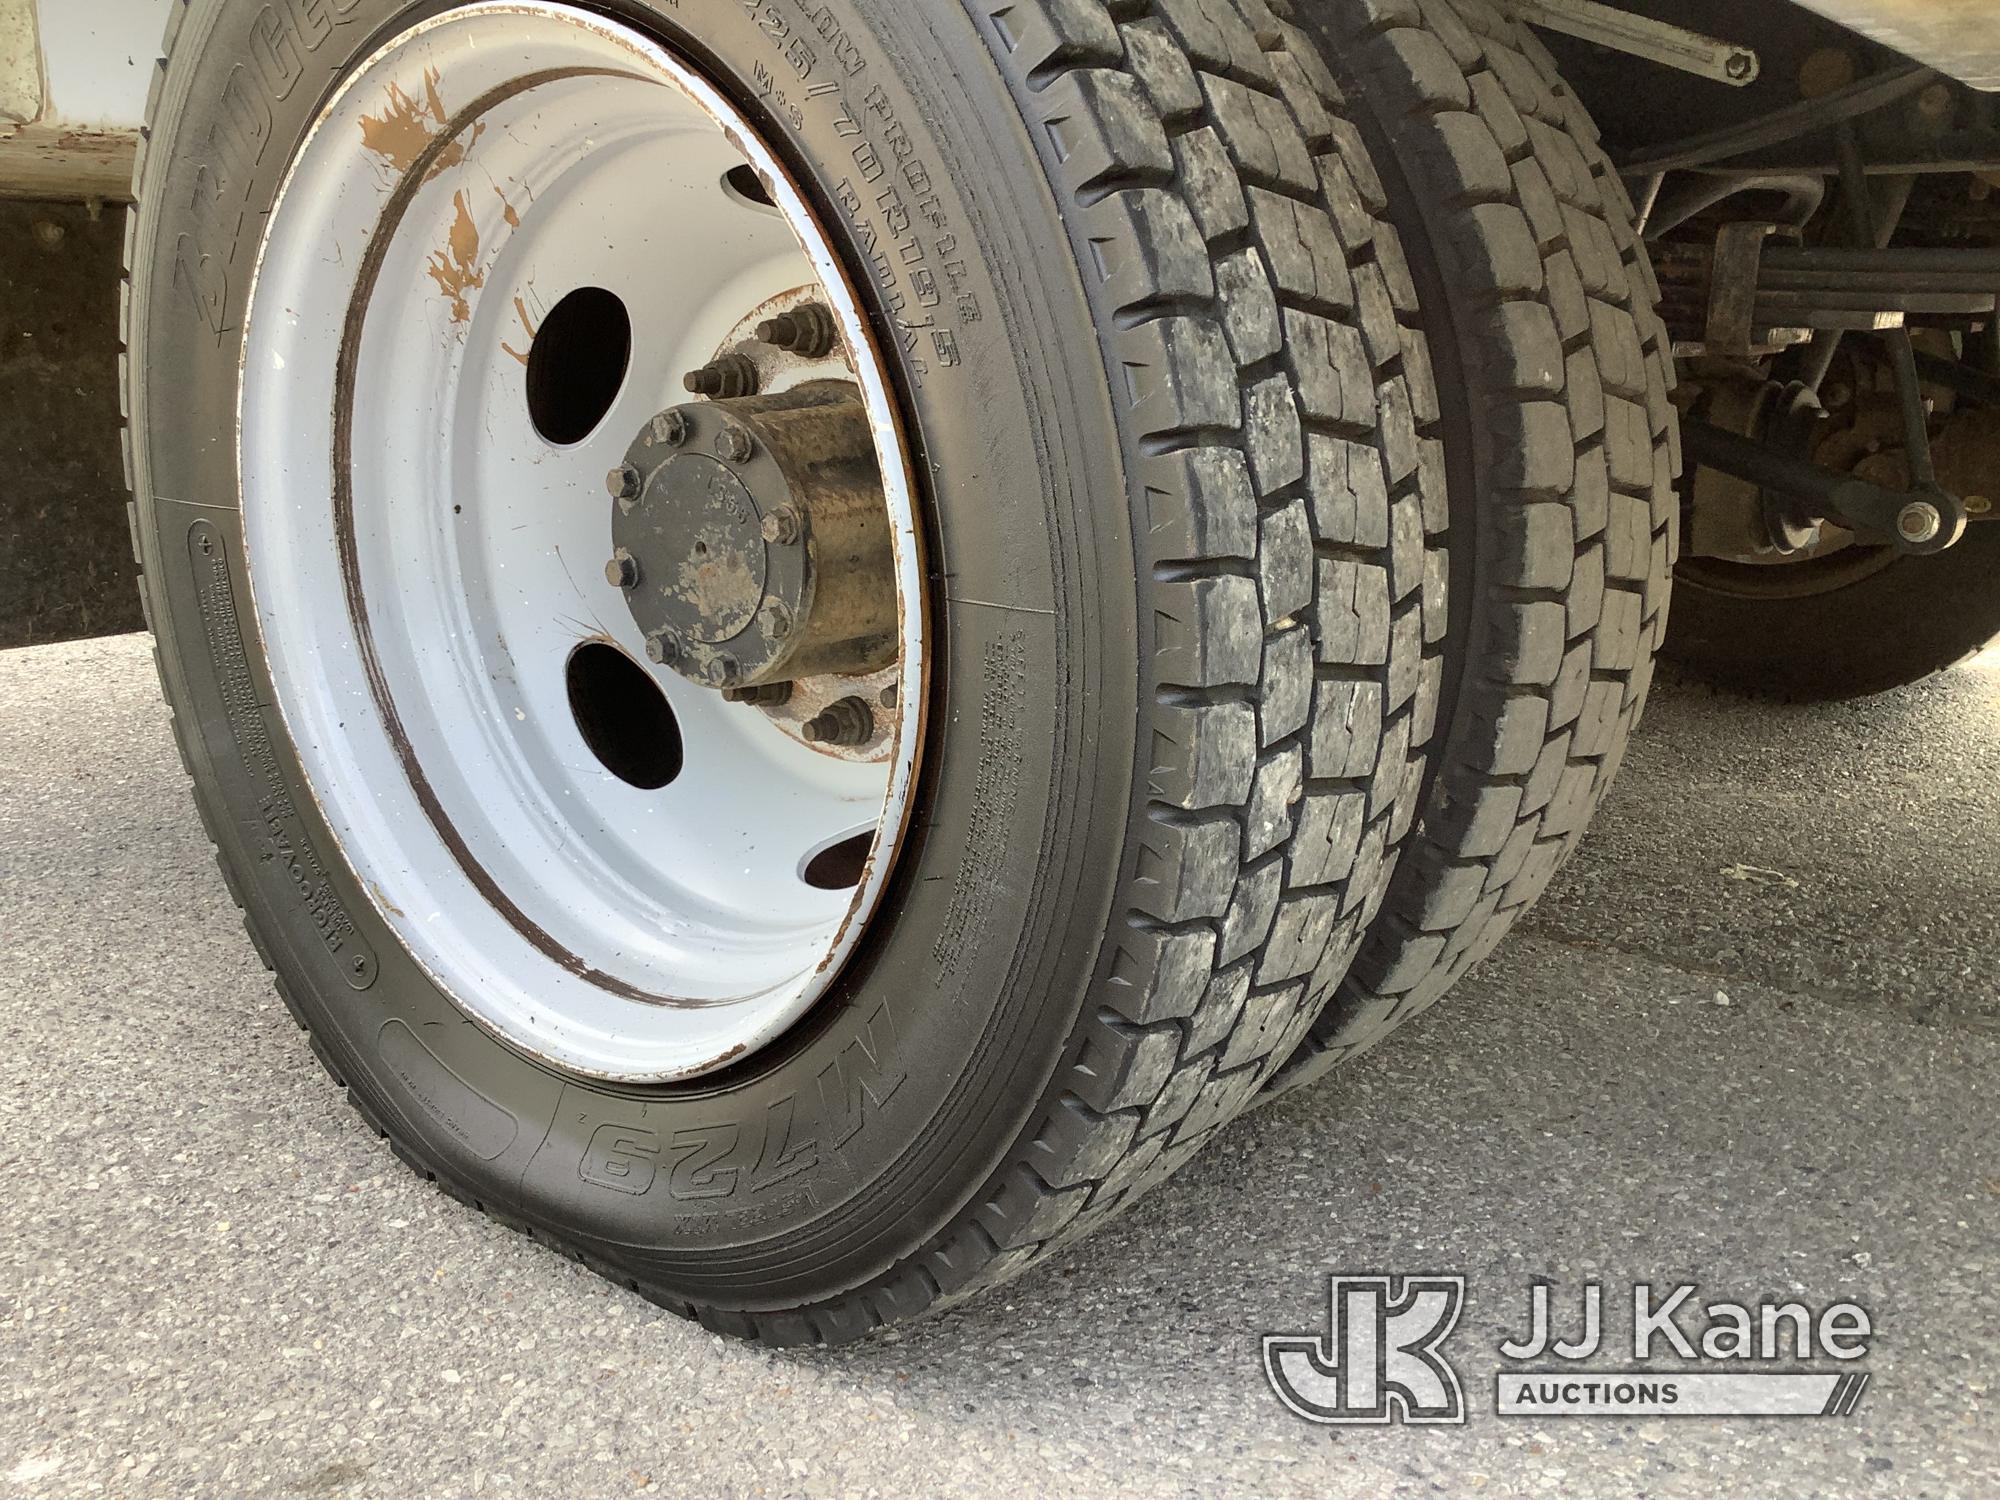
[565,642,683,790]
[722,163,777,210]
[802,831,873,890]
[526,286,631,445]
[236,5,928,1080]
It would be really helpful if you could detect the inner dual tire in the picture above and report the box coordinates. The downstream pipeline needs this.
[127,0,1444,1342]
[1269,0,1678,1090]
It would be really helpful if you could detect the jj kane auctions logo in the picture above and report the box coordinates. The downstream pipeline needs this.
[1264,1276,1874,1424]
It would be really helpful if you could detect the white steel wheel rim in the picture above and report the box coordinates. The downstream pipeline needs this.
[239,4,925,1083]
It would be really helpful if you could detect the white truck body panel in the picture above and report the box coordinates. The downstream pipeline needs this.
[1792,0,2000,92]
[34,0,168,126]
[0,0,1995,199]
[0,0,171,198]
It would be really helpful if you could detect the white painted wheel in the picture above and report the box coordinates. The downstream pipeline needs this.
[238,3,924,1083]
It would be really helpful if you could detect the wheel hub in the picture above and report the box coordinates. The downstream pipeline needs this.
[609,382,896,691]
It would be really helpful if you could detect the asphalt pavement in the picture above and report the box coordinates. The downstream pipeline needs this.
[2,633,1995,1498]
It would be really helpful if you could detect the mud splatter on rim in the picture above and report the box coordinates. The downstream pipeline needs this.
[237,4,926,1083]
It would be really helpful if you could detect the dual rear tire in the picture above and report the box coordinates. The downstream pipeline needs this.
[126,0,1668,1340]
[1271,0,1677,1088]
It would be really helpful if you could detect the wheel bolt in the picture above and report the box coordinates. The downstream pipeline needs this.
[722,682,794,707]
[606,464,642,502]
[759,601,794,641]
[760,506,802,545]
[756,303,837,359]
[704,654,740,687]
[803,696,874,747]
[652,410,690,447]
[718,425,755,463]
[1897,500,1942,544]
[683,351,760,399]
[879,685,898,710]
[604,550,640,590]
[645,631,678,666]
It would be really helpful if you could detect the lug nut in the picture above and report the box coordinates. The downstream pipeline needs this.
[604,549,640,590]
[760,506,802,545]
[718,425,755,463]
[652,410,690,447]
[683,350,761,399]
[704,654,740,687]
[722,682,794,707]
[803,696,875,747]
[645,631,678,666]
[1897,500,1942,545]
[756,303,837,359]
[758,601,794,641]
[606,465,642,502]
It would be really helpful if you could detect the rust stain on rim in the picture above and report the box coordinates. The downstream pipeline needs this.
[330,64,713,1010]
[318,11,935,1047]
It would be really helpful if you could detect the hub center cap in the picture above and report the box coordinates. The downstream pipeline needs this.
[647,455,768,645]
[611,382,896,691]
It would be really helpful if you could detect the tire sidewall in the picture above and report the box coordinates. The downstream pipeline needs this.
[129,0,1135,1307]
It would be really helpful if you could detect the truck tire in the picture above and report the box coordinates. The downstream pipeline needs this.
[1667,530,2000,700]
[1270,0,1677,1092]
[124,0,1437,1341]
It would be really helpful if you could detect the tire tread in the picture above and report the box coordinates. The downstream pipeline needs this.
[123,0,1442,1344]
[1268,0,1676,1094]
